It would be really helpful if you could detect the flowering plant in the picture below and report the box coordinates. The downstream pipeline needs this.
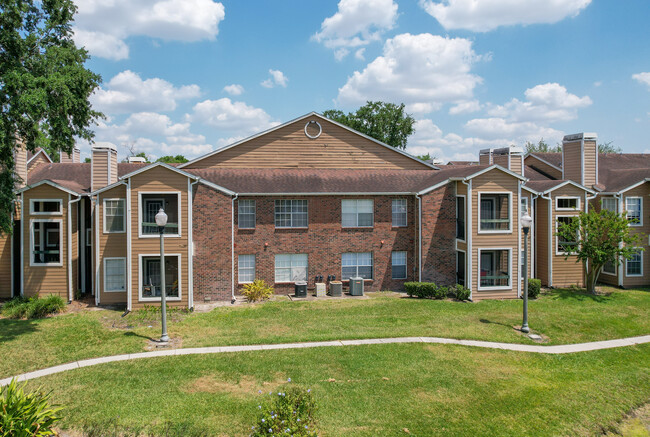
[250,383,318,436]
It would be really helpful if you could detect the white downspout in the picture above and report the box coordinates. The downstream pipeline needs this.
[462,179,472,300]
[616,193,624,287]
[416,194,422,282]
[231,194,239,304]
[94,195,100,305]
[68,194,82,303]
[18,195,24,297]
[188,179,199,310]
[531,193,538,279]
[126,179,132,311]
[540,192,553,287]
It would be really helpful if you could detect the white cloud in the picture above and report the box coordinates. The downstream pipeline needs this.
[73,0,225,60]
[632,72,650,89]
[354,48,366,60]
[92,70,200,114]
[420,0,591,32]
[313,0,398,59]
[449,100,481,115]
[190,98,278,133]
[464,118,563,142]
[261,69,288,88]
[337,33,484,114]
[223,84,244,96]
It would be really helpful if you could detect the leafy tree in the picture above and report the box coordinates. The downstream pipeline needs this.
[156,155,188,164]
[416,153,432,162]
[556,209,642,294]
[0,0,102,233]
[598,141,621,154]
[323,101,415,150]
[524,139,561,153]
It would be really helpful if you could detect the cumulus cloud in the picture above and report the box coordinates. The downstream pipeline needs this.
[92,70,201,114]
[420,0,591,32]
[632,72,650,89]
[223,84,244,96]
[261,70,288,88]
[190,98,278,133]
[337,33,484,114]
[449,100,481,115]
[73,0,225,60]
[313,0,398,59]
[464,118,563,142]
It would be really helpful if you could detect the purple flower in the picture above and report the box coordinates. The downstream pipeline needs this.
[268,428,272,433]
[287,378,291,382]
[307,389,311,393]
[262,419,265,423]
[297,418,300,422]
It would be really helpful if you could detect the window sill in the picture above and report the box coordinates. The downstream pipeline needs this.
[139,234,181,238]
[477,286,512,291]
[391,225,408,229]
[275,227,308,230]
[30,263,63,267]
[139,297,182,302]
[477,230,512,234]
[103,230,126,234]
[104,290,127,293]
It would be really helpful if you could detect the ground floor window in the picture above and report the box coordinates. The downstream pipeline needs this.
[456,251,466,287]
[238,254,255,283]
[479,249,511,289]
[275,254,308,282]
[391,251,407,279]
[602,258,616,275]
[31,220,62,265]
[140,255,180,299]
[342,252,373,280]
[626,250,643,277]
[104,258,126,292]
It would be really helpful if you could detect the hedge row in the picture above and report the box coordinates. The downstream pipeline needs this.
[404,282,471,301]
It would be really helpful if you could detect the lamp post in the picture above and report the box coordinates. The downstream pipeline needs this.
[520,207,533,334]
[155,208,169,343]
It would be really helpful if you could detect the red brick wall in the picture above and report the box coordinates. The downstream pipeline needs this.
[420,184,457,286]
[192,185,233,301]
[233,195,417,294]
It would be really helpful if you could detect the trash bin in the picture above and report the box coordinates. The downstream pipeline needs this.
[329,281,342,297]
[294,281,307,297]
[349,277,364,296]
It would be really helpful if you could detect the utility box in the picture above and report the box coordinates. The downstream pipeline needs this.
[315,283,326,297]
[349,277,364,296]
[329,281,342,297]
[294,281,307,298]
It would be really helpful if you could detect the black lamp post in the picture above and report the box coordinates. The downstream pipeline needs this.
[155,208,169,343]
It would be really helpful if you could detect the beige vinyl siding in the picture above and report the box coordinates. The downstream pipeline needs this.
[14,144,27,188]
[535,197,549,286]
[129,166,190,309]
[27,152,50,171]
[470,170,519,300]
[98,185,128,305]
[510,155,523,175]
[109,150,118,184]
[621,184,650,288]
[184,117,431,170]
[583,140,597,187]
[0,233,11,298]
[562,140,582,184]
[551,185,585,287]
[22,184,69,299]
[92,152,108,191]
[524,155,562,179]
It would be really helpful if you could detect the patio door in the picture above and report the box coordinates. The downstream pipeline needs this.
[143,198,164,234]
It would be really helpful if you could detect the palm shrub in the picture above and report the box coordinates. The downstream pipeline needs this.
[251,386,318,436]
[0,379,62,436]
[242,279,274,302]
[1,296,65,319]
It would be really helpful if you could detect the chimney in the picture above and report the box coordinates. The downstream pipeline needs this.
[91,142,118,191]
[60,147,81,163]
[491,146,525,175]
[13,141,27,189]
[562,133,598,186]
[479,148,493,166]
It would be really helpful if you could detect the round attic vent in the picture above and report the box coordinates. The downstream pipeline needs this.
[304,120,322,139]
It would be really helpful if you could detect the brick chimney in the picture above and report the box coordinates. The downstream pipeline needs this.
[481,146,525,175]
[562,133,598,186]
[13,141,27,189]
[91,142,118,191]
[60,147,81,163]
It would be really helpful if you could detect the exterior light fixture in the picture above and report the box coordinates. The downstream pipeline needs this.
[521,208,533,334]
[156,208,170,343]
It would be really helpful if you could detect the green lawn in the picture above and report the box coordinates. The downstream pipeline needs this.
[1,287,649,379]
[32,342,650,436]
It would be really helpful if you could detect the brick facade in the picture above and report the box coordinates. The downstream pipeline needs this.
[420,184,457,285]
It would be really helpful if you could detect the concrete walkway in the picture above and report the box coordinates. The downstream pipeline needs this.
[2,334,649,387]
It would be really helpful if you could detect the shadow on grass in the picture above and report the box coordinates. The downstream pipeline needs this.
[123,331,155,341]
[0,318,38,343]
[479,318,514,329]
[547,288,612,303]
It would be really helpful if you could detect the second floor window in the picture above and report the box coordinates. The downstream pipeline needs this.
[140,193,179,236]
[456,196,465,240]
[479,193,511,232]
[626,197,642,226]
[275,200,308,228]
[392,199,407,227]
[342,199,373,227]
[602,197,617,213]
[104,199,125,233]
[238,199,256,229]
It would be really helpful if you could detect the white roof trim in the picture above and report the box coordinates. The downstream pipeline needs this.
[197,179,236,196]
[617,178,650,195]
[524,153,563,172]
[417,180,451,195]
[522,185,539,194]
[239,191,415,196]
[179,112,439,170]
[118,162,200,181]
[89,180,127,196]
[462,164,528,182]
[536,180,596,195]
[15,179,81,196]
[27,149,53,165]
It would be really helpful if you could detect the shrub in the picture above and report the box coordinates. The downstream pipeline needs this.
[252,385,318,436]
[0,379,62,436]
[527,279,541,299]
[1,295,65,319]
[418,282,436,299]
[432,285,447,300]
[242,279,274,302]
[451,284,471,301]
[404,282,419,297]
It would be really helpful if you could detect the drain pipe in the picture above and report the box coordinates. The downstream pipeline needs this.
[461,179,472,300]
[416,193,422,282]
[68,193,82,303]
[540,191,553,287]
[231,193,239,304]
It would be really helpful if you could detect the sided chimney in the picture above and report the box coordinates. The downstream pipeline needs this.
[60,147,81,163]
[562,133,598,187]
[13,141,27,189]
[91,142,118,191]
[479,148,493,166]
[480,146,525,175]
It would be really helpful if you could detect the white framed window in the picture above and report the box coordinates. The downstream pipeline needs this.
[521,197,528,214]
[275,254,308,283]
[602,258,616,276]
[391,251,407,279]
[30,199,62,215]
[275,200,308,228]
[104,258,126,292]
[103,198,126,233]
[626,249,643,277]
[138,192,181,237]
[30,219,62,266]
[392,199,407,227]
[478,192,511,233]
[238,254,255,283]
[456,196,466,241]
[556,216,578,255]
[555,197,580,211]
[342,252,373,280]
[342,199,374,228]
[238,200,256,229]
[139,254,181,301]
[456,250,466,287]
[86,228,92,247]
[478,248,511,290]
[601,197,617,213]
[625,197,642,226]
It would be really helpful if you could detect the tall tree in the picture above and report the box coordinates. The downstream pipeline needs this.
[524,139,561,153]
[0,0,102,233]
[323,101,415,150]
[598,141,621,154]
[556,209,642,294]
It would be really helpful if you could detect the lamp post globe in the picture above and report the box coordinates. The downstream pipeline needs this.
[155,208,168,227]
[521,208,532,334]
[156,208,170,343]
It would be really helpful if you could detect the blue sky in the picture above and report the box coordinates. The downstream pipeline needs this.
[73,0,650,163]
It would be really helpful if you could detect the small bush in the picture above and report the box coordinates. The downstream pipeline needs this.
[404,282,419,297]
[242,279,274,302]
[451,284,471,301]
[252,385,318,436]
[432,285,447,300]
[0,378,62,436]
[1,295,65,319]
[418,282,436,299]
[527,279,541,299]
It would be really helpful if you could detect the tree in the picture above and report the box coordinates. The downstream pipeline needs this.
[598,141,621,154]
[416,153,432,162]
[556,209,642,294]
[323,101,415,150]
[524,139,561,153]
[157,155,188,164]
[0,0,102,233]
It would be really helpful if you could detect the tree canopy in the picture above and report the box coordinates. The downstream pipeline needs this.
[323,101,415,150]
[0,0,102,233]
[524,139,561,153]
[157,155,188,164]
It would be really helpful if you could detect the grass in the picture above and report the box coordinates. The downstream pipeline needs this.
[1,286,649,379]
[1,295,65,319]
[30,342,650,436]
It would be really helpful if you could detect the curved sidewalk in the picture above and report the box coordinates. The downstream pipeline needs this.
[2,334,649,387]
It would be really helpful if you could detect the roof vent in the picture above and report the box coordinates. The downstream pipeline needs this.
[127,156,147,163]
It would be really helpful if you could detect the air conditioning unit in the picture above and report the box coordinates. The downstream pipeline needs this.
[349,277,364,296]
